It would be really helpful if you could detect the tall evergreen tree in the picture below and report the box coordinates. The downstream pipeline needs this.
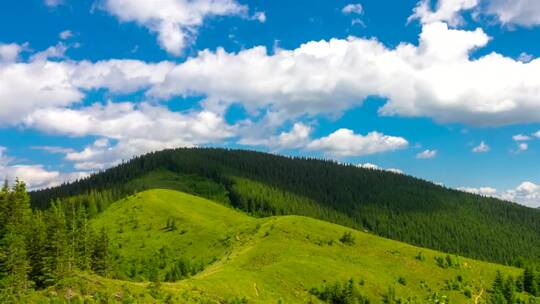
[42,202,70,286]
[0,180,32,300]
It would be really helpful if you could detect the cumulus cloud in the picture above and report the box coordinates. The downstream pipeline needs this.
[32,146,76,154]
[24,102,235,170]
[518,52,533,63]
[251,11,266,23]
[342,4,363,15]
[416,149,437,159]
[0,44,175,124]
[0,146,87,190]
[513,134,531,141]
[240,122,312,150]
[357,163,404,174]
[534,130,540,138]
[472,141,490,153]
[459,181,540,208]
[307,129,408,157]
[149,21,540,126]
[458,186,498,196]
[100,0,252,55]
[44,0,63,7]
[411,0,540,28]
[5,20,540,130]
[409,0,479,26]
[0,43,23,63]
[59,30,73,40]
[515,142,528,153]
[485,0,540,27]
[501,181,540,208]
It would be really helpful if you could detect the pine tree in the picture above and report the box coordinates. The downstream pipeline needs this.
[75,207,92,270]
[42,202,70,286]
[92,228,110,277]
[0,180,32,299]
[523,267,537,295]
[26,211,47,288]
[502,276,515,304]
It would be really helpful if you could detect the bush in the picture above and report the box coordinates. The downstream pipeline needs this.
[339,232,356,246]
[310,279,370,304]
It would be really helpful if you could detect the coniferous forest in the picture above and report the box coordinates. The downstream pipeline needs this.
[32,148,540,265]
[0,147,540,302]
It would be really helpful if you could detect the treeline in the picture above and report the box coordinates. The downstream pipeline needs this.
[0,180,111,302]
[30,148,540,265]
[490,268,540,303]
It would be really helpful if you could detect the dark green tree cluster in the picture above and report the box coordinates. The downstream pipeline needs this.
[0,181,110,301]
[30,148,540,265]
[522,267,540,296]
[310,278,370,304]
[490,268,540,303]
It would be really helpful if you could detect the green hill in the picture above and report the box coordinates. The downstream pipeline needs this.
[32,189,532,303]
[31,148,540,266]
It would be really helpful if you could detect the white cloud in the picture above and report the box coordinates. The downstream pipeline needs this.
[515,142,528,152]
[0,146,87,190]
[0,58,82,125]
[0,43,23,63]
[0,44,175,125]
[59,30,73,40]
[4,20,540,131]
[100,0,251,55]
[252,11,266,23]
[458,186,498,196]
[72,59,175,93]
[342,4,363,15]
[31,146,75,154]
[44,0,63,7]
[307,129,408,157]
[25,102,235,170]
[533,130,540,138]
[485,0,540,27]
[243,122,312,150]
[416,149,437,159]
[386,168,404,174]
[501,181,540,208]
[409,0,479,26]
[472,141,490,153]
[357,163,404,174]
[459,181,540,208]
[29,43,68,62]
[411,0,540,28]
[358,163,379,170]
[512,134,531,141]
[518,52,533,63]
[149,21,540,126]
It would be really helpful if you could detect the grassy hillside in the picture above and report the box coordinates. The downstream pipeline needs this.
[32,189,528,303]
[30,148,540,266]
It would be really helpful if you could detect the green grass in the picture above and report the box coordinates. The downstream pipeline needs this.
[76,189,528,303]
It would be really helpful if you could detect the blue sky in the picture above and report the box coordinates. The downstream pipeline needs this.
[0,0,539,207]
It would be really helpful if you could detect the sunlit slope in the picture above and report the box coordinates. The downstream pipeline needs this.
[90,189,524,303]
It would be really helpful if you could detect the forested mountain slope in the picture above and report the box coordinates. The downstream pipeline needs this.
[31,148,540,265]
[31,189,536,303]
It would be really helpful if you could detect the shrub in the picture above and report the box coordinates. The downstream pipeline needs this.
[339,232,356,246]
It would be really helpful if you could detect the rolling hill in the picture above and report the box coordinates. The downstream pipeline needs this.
[31,148,540,266]
[30,189,532,303]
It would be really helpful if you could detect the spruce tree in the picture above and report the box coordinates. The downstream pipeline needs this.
[0,180,32,299]
[42,202,70,286]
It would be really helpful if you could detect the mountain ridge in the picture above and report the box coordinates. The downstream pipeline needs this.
[30,148,540,266]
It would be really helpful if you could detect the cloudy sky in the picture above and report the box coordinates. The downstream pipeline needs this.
[1,0,539,207]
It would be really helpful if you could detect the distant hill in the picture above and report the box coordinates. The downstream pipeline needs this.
[31,148,540,265]
[31,189,530,303]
